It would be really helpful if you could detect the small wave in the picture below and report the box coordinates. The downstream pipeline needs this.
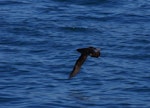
[123,86,150,93]
[0,0,29,5]
[59,26,97,33]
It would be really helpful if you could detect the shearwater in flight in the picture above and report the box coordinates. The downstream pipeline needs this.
[69,47,100,79]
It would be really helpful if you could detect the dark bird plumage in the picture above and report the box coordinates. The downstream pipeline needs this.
[69,47,100,79]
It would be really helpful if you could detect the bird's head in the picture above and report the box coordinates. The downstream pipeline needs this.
[88,47,100,58]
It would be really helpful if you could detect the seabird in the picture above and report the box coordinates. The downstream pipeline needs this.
[69,47,100,79]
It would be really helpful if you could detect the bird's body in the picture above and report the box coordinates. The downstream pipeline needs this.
[69,47,100,79]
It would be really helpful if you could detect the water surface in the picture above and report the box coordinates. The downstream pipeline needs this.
[0,0,150,108]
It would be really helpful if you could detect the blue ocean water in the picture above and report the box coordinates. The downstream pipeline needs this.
[0,0,150,108]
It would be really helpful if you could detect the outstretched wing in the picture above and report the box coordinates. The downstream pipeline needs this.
[69,54,87,79]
